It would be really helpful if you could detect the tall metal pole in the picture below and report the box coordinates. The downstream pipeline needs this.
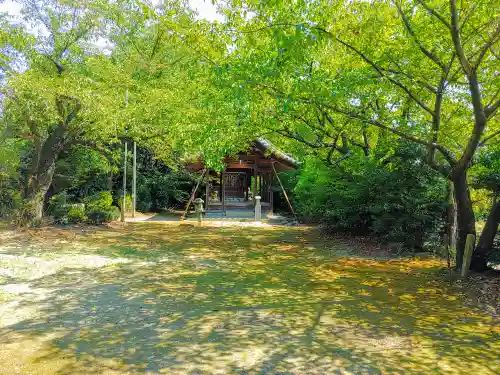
[132,141,136,218]
[121,141,127,222]
[124,87,136,219]
[121,88,129,223]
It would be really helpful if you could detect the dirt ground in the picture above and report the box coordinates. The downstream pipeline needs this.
[0,222,499,374]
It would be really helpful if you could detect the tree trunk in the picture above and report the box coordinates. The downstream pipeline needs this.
[22,123,67,223]
[24,161,56,222]
[453,172,476,269]
[471,196,500,271]
[19,96,81,225]
[107,170,114,191]
[444,182,458,259]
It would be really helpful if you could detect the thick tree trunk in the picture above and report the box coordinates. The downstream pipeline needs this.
[471,196,500,271]
[19,95,81,225]
[25,192,45,222]
[453,172,476,269]
[444,182,458,258]
[22,123,67,223]
[24,161,56,222]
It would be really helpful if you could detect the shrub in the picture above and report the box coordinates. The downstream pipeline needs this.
[87,206,120,224]
[135,169,194,212]
[289,145,447,251]
[48,192,70,224]
[66,204,87,224]
[84,191,120,224]
[137,185,152,212]
[84,191,113,211]
[0,189,21,218]
[117,193,133,212]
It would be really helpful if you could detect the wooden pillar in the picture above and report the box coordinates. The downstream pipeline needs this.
[257,172,262,198]
[261,173,266,202]
[219,173,222,202]
[253,165,257,202]
[245,171,252,201]
[272,162,297,219]
[266,172,271,203]
[205,169,210,211]
[181,169,207,220]
[260,174,264,202]
[221,172,226,215]
[264,172,269,203]
[269,172,274,215]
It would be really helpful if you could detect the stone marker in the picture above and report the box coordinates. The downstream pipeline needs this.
[193,198,204,223]
[461,233,475,279]
[255,196,261,222]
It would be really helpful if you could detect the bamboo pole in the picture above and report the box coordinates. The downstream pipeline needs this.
[272,162,297,219]
[181,169,207,220]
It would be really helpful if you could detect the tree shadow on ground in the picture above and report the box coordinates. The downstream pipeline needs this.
[0,223,498,374]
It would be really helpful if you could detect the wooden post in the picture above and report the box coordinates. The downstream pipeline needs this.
[245,172,250,201]
[262,173,266,202]
[219,173,223,203]
[272,162,297,219]
[205,170,210,212]
[221,172,226,215]
[132,141,136,218]
[120,141,127,222]
[269,172,274,215]
[181,169,206,220]
[258,173,261,197]
[266,172,271,203]
[253,165,257,202]
[461,234,475,279]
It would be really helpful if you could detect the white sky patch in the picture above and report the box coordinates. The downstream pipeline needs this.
[1,0,223,22]
[152,0,223,22]
[188,0,224,22]
[0,0,22,20]
[1,0,223,57]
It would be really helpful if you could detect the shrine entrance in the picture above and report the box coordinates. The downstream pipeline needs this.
[223,172,247,199]
[204,169,273,213]
[183,139,297,218]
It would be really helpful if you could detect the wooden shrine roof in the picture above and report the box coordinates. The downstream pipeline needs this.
[185,138,298,172]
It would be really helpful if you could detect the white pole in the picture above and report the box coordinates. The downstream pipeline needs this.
[132,141,136,218]
[121,141,127,222]
[121,89,130,222]
[127,86,136,218]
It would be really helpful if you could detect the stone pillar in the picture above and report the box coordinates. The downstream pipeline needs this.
[194,198,204,224]
[255,195,261,222]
